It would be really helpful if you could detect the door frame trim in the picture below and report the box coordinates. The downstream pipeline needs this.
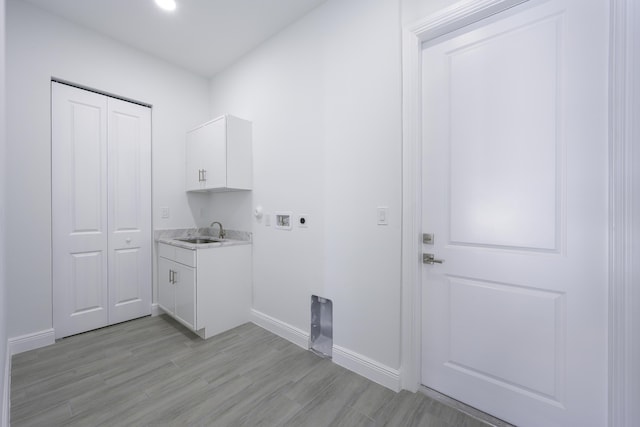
[608,1,640,425]
[400,1,639,425]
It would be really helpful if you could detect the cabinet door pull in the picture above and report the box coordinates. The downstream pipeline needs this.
[202,169,206,181]
[169,269,173,284]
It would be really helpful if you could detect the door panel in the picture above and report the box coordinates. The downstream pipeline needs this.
[108,98,151,324]
[52,83,109,338]
[70,252,106,316]
[71,103,105,232]
[448,16,559,250]
[112,248,141,303]
[421,1,607,426]
[447,277,563,398]
[111,111,141,229]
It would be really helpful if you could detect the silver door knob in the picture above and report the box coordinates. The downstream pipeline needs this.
[423,253,444,264]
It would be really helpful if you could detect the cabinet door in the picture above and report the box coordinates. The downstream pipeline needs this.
[174,263,196,330]
[186,126,207,191]
[186,118,227,191]
[226,115,252,190]
[158,257,175,316]
[205,117,227,189]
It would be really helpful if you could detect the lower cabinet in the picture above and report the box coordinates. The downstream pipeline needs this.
[157,242,251,338]
[158,256,196,330]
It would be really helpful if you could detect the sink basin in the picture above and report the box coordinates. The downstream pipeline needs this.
[174,237,222,244]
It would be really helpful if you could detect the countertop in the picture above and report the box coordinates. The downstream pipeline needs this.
[155,228,252,250]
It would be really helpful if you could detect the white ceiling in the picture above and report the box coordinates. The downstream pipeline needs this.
[20,0,327,77]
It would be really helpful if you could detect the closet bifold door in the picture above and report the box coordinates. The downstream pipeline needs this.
[52,82,151,339]
[107,97,151,324]
[52,83,110,338]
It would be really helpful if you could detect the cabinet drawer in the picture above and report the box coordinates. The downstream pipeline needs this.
[158,242,196,267]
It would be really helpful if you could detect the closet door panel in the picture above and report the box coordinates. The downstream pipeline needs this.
[52,82,109,338]
[108,98,152,324]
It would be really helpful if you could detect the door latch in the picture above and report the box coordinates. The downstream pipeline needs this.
[423,253,444,264]
[423,233,434,244]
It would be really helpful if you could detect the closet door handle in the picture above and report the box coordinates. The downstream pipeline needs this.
[423,253,445,264]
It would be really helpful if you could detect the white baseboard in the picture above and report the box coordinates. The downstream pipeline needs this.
[151,303,164,317]
[2,345,9,427]
[250,309,401,392]
[250,309,309,349]
[8,329,55,356]
[333,345,401,392]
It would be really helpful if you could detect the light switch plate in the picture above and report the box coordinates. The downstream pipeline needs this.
[377,207,388,225]
[160,207,170,219]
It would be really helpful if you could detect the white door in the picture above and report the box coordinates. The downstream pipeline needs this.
[53,82,151,338]
[107,97,152,324]
[420,1,608,426]
[52,83,109,338]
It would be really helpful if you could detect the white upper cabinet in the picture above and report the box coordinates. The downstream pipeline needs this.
[186,114,252,192]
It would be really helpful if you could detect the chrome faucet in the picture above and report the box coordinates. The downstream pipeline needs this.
[210,221,225,239]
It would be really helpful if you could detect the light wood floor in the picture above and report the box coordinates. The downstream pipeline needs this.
[11,315,493,426]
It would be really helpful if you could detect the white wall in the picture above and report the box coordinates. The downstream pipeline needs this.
[402,0,459,24]
[0,0,8,423]
[5,0,210,338]
[209,0,403,372]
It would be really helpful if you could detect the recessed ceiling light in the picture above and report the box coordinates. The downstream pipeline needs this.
[155,0,176,12]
